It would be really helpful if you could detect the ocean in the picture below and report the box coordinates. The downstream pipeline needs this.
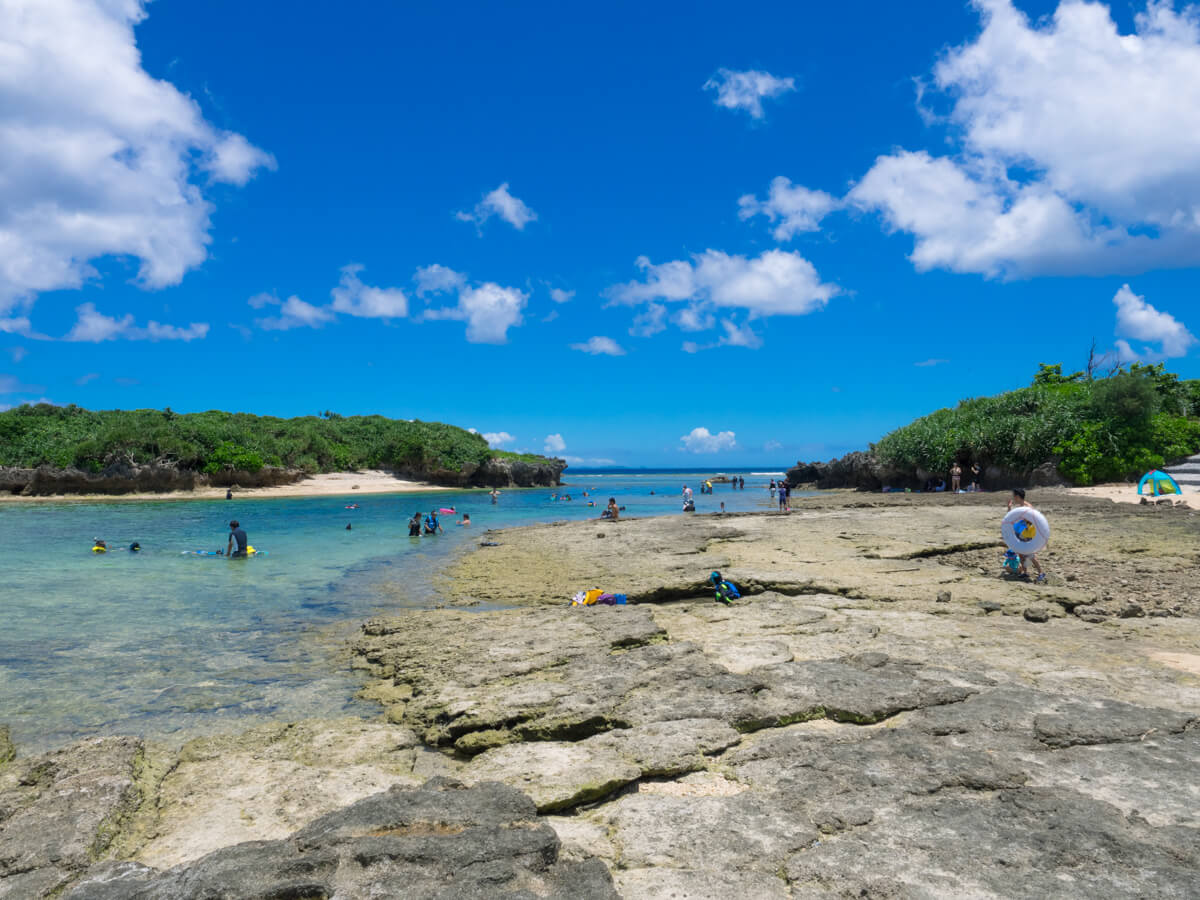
[0,470,794,751]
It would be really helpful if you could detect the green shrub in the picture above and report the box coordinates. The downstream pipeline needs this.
[0,406,536,477]
[876,365,1200,486]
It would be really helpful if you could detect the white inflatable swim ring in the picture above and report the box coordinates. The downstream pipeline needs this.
[1001,507,1050,554]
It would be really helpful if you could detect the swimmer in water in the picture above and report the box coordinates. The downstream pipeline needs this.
[458,513,471,526]
[227,520,249,558]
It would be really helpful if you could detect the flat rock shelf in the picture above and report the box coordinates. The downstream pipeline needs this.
[3,491,1200,898]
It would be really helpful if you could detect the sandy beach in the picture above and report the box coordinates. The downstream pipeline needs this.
[0,469,450,503]
[1067,481,1200,509]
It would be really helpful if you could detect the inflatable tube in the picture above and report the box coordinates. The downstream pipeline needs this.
[439,507,455,514]
[1001,507,1050,554]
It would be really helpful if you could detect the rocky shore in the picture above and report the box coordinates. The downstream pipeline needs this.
[3,492,1199,897]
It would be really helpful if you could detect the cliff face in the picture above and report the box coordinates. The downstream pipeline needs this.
[786,453,1068,492]
[0,456,566,496]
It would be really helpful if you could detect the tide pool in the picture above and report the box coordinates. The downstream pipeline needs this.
[0,471,793,751]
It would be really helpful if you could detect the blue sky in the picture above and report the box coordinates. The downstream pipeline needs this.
[2,0,1199,467]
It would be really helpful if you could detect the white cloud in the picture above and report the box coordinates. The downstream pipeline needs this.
[64,303,208,342]
[483,431,514,447]
[1112,283,1196,358]
[739,176,839,240]
[549,288,575,304]
[717,319,762,349]
[421,269,527,344]
[848,0,1200,277]
[254,294,335,331]
[563,455,617,466]
[703,68,796,119]
[680,426,737,453]
[0,0,273,316]
[629,304,667,337]
[74,372,99,385]
[544,433,566,454]
[610,250,839,329]
[330,265,408,319]
[914,358,950,367]
[7,346,27,362]
[0,374,42,393]
[763,440,783,453]
[414,264,467,297]
[570,336,626,356]
[677,319,763,353]
[0,318,32,336]
[456,183,537,231]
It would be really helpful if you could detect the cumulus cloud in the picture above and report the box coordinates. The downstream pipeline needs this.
[679,319,763,353]
[456,183,537,231]
[544,433,566,454]
[629,304,667,337]
[64,303,208,342]
[570,336,626,356]
[550,288,575,304]
[739,177,840,240]
[419,267,527,344]
[703,68,796,119]
[846,0,1200,277]
[610,250,838,348]
[0,0,273,316]
[1112,284,1196,359]
[330,265,408,319]
[74,372,99,385]
[483,431,514,446]
[414,264,467,297]
[254,294,335,331]
[7,346,27,362]
[680,426,737,453]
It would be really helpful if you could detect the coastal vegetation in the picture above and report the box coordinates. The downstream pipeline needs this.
[0,404,553,476]
[873,362,1200,485]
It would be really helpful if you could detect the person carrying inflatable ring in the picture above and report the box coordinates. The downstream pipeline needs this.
[1004,490,1046,582]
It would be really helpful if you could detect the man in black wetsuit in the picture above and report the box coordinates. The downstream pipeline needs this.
[226,520,249,558]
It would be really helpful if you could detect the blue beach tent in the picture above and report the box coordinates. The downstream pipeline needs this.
[1137,469,1181,497]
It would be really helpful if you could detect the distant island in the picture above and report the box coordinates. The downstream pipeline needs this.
[0,404,564,496]
[790,362,1200,490]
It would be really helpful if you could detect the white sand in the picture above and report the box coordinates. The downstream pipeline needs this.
[0,470,451,503]
[1066,483,1200,510]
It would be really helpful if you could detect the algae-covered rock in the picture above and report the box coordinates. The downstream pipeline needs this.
[65,779,619,899]
[0,737,143,897]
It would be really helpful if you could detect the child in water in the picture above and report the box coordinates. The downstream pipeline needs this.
[458,513,471,526]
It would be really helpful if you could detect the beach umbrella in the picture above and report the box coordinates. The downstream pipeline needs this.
[1137,469,1181,497]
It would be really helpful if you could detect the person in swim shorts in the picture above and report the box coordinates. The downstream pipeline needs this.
[226,520,249,558]
[1005,489,1045,581]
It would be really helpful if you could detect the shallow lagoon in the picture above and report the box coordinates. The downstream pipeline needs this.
[0,472,789,750]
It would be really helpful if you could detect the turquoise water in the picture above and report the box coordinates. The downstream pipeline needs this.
[0,472,790,751]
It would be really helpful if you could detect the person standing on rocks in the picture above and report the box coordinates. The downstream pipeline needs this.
[950,462,962,493]
[1006,489,1046,582]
